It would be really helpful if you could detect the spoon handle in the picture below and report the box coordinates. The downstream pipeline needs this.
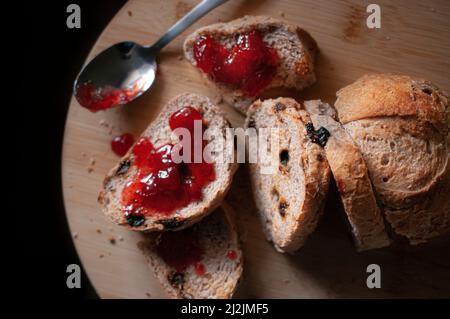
[151,0,228,51]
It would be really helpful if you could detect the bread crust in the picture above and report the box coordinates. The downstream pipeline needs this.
[304,100,391,251]
[335,74,450,244]
[184,16,318,114]
[335,74,449,132]
[99,93,238,232]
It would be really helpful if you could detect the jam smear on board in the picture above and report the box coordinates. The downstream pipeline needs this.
[111,133,135,157]
[193,30,278,97]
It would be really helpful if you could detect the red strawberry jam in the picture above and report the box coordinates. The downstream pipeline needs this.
[122,107,216,224]
[155,227,204,273]
[227,249,238,260]
[193,30,278,97]
[75,82,138,112]
[194,262,206,276]
[111,133,135,157]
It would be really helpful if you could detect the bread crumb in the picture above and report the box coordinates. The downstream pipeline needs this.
[283,279,290,284]
[72,232,78,239]
[177,55,183,61]
[278,11,285,18]
[145,292,152,298]
[99,254,104,259]
[81,152,87,157]
[128,10,133,17]
[118,235,124,241]
[87,167,94,173]
[385,36,391,40]
[212,94,223,104]
[89,157,96,166]
[96,229,102,234]
[108,237,116,245]
[430,7,435,12]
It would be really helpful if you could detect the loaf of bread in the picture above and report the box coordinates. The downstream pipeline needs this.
[245,98,330,252]
[335,74,450,244]
[138,204,243,299]
[184,16,318,114]
[99,93,238,232]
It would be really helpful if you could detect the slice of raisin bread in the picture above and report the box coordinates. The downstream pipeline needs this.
[245,98,330,253]
[98,93,238,232]
[184,16,318,114]
[138,204,243,299]
[304,100,391,251]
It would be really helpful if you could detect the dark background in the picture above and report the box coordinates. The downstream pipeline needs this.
[19,0,126,299]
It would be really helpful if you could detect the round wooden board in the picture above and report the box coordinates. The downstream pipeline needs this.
[62,0,450,298]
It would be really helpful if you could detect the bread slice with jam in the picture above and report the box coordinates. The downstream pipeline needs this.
[184,16,318,114]
[138,204,243,299]
[98,93,238,232]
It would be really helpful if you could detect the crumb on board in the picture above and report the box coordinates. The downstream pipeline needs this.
[72,232,78,239]
[118,235,124,242]
[177,55,183,61]
[87,167,94,173]
[99,119,109,127]
[283,279,290,284]
[278,11,285,18]
[128,10,133,17]
[99,254,104,259]
[96,229,102,234]
[108,237,116,245]
[146,292,152,298]
[212,94,223,104]
[89,157,96,166]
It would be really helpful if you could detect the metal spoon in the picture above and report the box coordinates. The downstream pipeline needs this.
[74,0,228,111]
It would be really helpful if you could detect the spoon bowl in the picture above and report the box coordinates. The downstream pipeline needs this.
[74,0,228,111]
[74,42,157,110]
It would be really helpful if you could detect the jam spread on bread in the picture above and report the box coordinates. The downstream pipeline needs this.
[227,249,238,260]
[155,227,204,273]
[111,133,135,156]
[75,82,138,112]
[122,107,215,223]
[193,30,278,97]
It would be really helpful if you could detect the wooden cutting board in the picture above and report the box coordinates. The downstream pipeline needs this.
[62,0,450,298]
